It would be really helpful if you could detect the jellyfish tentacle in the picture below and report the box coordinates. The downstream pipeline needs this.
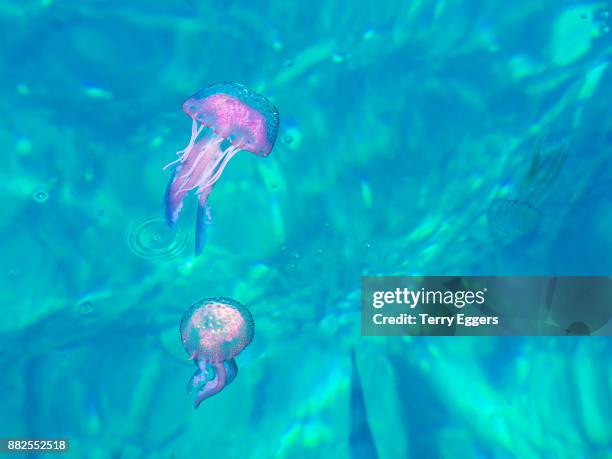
[164,167,187,226]
[200,145,240,190]
[537,143,566,190]
[163,156,184,171]
[163,120,205,170]
[175,137,224,193]
[177,119,205,158]
[195,187,212,256]
[194,362,227,408]
[177,142,239,194]
[520,142,567,205]
[224,358,238,386]
[176,137,218,188]
[525,131,546,183]
[164,137,219,224]
[182,119,205,154]
[187,363,209,392]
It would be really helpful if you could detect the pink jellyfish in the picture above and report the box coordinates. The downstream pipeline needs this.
[163,82,279,255]
[180,297,254,408]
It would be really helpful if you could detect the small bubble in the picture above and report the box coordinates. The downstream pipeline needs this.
[152,233,162,243]
[279,244,287,251]
[292,252,301,260]
[96,209,105,217]
[8,268,21,277]
[315,248,324,256]
[282,127,302,150]
[283,59,294,68]
[600,10,610,19]
[600,24,610,35]
[287,263,297,271]
[33,190,49,203]
[77,300,95,314]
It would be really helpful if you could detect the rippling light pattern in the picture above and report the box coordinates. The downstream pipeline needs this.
[124,216,191,260]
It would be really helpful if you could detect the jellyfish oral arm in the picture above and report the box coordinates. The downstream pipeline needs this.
[195,187,212,256]
[164,131,242,257]
[163,119,205,171]
[163,134,239,228]
[163,137,216,226]
[198,143,240,190]
[193,362,227,409]
[188,363,210,391]
[188,358,238,405]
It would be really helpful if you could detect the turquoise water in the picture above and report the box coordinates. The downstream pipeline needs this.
[1,1,611,458]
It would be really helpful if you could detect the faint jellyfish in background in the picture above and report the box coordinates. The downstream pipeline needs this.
[488,134,567,243]
[180,297,254,409]
[163,83,280,256]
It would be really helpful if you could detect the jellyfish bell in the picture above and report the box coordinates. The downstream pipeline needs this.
[182,83,279,156]
[164,83,280,256]
[487,198,542,243]
[180,296,254,363]
[179,297,254,408]
[487,133,567,246]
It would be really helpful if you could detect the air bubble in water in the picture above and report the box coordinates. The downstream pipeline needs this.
[33,190,49,203]
[76,300,95,314]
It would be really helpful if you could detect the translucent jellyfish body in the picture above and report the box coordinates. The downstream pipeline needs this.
[179,297,254,408]
[488,199,542,242]
[164,83,280,255]
[488,135,567,243]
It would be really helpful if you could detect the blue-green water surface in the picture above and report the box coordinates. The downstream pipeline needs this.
[1,1,611,458]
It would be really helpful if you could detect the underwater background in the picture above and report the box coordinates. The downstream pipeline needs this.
[1,0,611,458]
